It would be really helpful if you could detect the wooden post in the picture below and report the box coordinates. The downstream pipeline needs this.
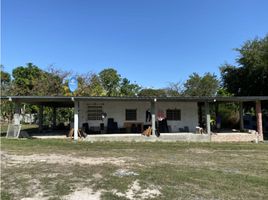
[38,105,44,132]
[205,102,211,135]
[151,99,156,136]
[239,102,244,131]
[74,101,79,141]
[256,101,263,141]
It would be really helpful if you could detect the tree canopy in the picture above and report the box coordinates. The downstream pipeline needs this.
[11,63,67,96]
[120,78,141,96]
[12,63,43,95]
[221,35,268,96]
[98,68,141,97]
[65,73,105,97]
[0,67,11,85]
[2,35,268,99]
[138,88,167,97]
[99,68,121,96]
[183,73,219,96]
[0,66,11,96]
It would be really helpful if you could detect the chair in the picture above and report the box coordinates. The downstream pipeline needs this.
[184,126,189,132]
[82,123,90,134]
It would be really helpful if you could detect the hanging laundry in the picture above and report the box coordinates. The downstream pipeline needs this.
[145,109,151,122]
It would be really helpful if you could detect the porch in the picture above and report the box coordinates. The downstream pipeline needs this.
[2,96,267,142]
[28,131,259,143]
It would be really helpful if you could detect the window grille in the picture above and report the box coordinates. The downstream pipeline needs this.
[87,104,103,120]
[125,109,137,121]
[166,109,181,120]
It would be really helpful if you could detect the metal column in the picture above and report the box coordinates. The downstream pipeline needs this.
[205,102,211,135]
[74,101,79,141]
[151,99,156,136]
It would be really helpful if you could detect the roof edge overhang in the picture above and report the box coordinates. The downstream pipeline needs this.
[0,96,268,107]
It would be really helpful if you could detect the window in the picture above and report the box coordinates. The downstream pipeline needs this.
[125,109,137,121]
[87,104,103,120]
[166,109,181,121]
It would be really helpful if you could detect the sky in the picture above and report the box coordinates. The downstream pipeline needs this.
[1,0,268,88]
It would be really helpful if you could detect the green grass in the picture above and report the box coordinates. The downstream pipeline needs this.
[1,138,268,199]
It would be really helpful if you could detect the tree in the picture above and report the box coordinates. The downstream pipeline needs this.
[12,63,43,95]
[165,82,182,97]
[138,88,167,97]
[40,66,70,96]
[183,73,219,96]
[0,66,11,84]
[0,65,11,96]
[11,63,68,96]
[32,71,64,96]
[75,73,96,96]
[99,68,121,96]
[88,74,106,96]
[0,66,13,121]
[221,35,268,96]
[66,73,105,96]
[216,88,233,97]
[120,78,141,96]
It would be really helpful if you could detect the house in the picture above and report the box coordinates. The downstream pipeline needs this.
[1,96,267,141]
[78,99,198,133]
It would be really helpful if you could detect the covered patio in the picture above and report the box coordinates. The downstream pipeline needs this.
[2,96,268,142]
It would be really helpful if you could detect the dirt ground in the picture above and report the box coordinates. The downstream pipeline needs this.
[1,139,268,200]
[1,150,161,200]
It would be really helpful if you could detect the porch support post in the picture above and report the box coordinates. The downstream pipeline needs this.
[239,102,244,131]
[256,101,263,141]
[74,101,79,141]
[52,106,57,129]
[14,103,21,125]
[38,105,44,132]
[215,102,219,117]
[205,102,211,135]
[151,99,156,136]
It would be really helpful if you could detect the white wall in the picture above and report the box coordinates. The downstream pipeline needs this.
[79,101,198,132]
[79,101,151,128]
[156,102,198,132]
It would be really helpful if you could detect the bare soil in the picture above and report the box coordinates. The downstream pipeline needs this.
[1,139,268,200]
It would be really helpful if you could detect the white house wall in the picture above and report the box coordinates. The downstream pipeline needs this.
[79,101,151,128]
[79,101,198,133]
[156,102,198,132]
